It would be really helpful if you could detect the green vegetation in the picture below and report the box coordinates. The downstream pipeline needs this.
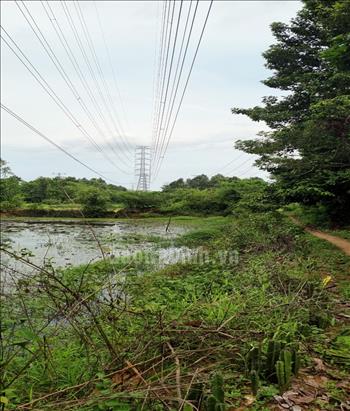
[0,160,270,218]
[2,212,349,410]
[324,229,350,241]
[1,153,348,229]
[79,188,111,218]
[0,160,22,212]
[232,0,350,225]
[1,0,349,409]
[283,204,350,242]
[0,161,128,215]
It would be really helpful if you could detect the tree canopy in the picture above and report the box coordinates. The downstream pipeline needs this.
[232,0,350,223]
[162,174,240,191]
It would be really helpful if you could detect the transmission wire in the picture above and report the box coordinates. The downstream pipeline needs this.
[1,103,124,184]
[153,0,213,180]
[16,0,131,170]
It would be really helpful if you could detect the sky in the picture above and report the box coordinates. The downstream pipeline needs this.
[1,0,302,189]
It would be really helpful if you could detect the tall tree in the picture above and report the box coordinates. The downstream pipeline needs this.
[232,0,350,223]
[162,178,186,191]
[187,174,210,190]
[0,159,22,210]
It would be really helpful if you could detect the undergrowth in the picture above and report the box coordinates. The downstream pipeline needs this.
[1,212,349,410]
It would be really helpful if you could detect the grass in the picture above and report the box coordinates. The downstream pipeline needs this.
[283,203,333,228]
[283,203,350,243]
[1,212,349,410]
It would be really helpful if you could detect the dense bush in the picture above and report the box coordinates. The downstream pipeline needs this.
[79,188,110,217]
[160,178,269,215]
[111,190,162,211]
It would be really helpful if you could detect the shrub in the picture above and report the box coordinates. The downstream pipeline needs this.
[79,189,110,217]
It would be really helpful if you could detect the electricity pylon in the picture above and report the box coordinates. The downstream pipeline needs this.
[135,146,151,191]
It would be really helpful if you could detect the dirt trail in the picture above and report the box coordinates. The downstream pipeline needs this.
[290,216,350,256]
[304,227,350,256]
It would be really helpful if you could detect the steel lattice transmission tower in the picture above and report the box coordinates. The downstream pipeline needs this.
[135,146,151,191]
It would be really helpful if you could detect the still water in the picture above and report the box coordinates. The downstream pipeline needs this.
[1,219,190,285]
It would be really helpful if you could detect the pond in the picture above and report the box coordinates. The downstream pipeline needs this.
[0,219,191,287]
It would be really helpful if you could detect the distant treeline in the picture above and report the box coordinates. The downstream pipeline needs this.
[0,160,270,217]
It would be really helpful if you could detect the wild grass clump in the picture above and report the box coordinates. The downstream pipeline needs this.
[217,211,306,255]
[175,228,222,247]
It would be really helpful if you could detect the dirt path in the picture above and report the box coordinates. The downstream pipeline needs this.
[289,216,350,256]
[304,227,350,256]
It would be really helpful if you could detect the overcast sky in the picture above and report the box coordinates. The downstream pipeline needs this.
[1,0,301,189]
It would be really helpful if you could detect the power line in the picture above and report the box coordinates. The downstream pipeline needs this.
[93,0,132,140]
[58,0,128,158]
[151,0,194,174]
[214,158,237,174]
[60,1,132,164]
[150,0,162,140]
[41,0,132,169]
[41,1,115,141]
[153,1,183,167]
[153,1,213,179]
[1,103,124,185]
[207,152,258,177]
[16,0,131,171]
[151,1,168,159]
[159,0,194,160]
[1,25,130,174]
[216,156,254,175]
[152,0,176,164]
[236,161,263,178]
[4,1,215,186]
[152,0,199,176]
[73,1,133,157]
[152,1,213,181]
